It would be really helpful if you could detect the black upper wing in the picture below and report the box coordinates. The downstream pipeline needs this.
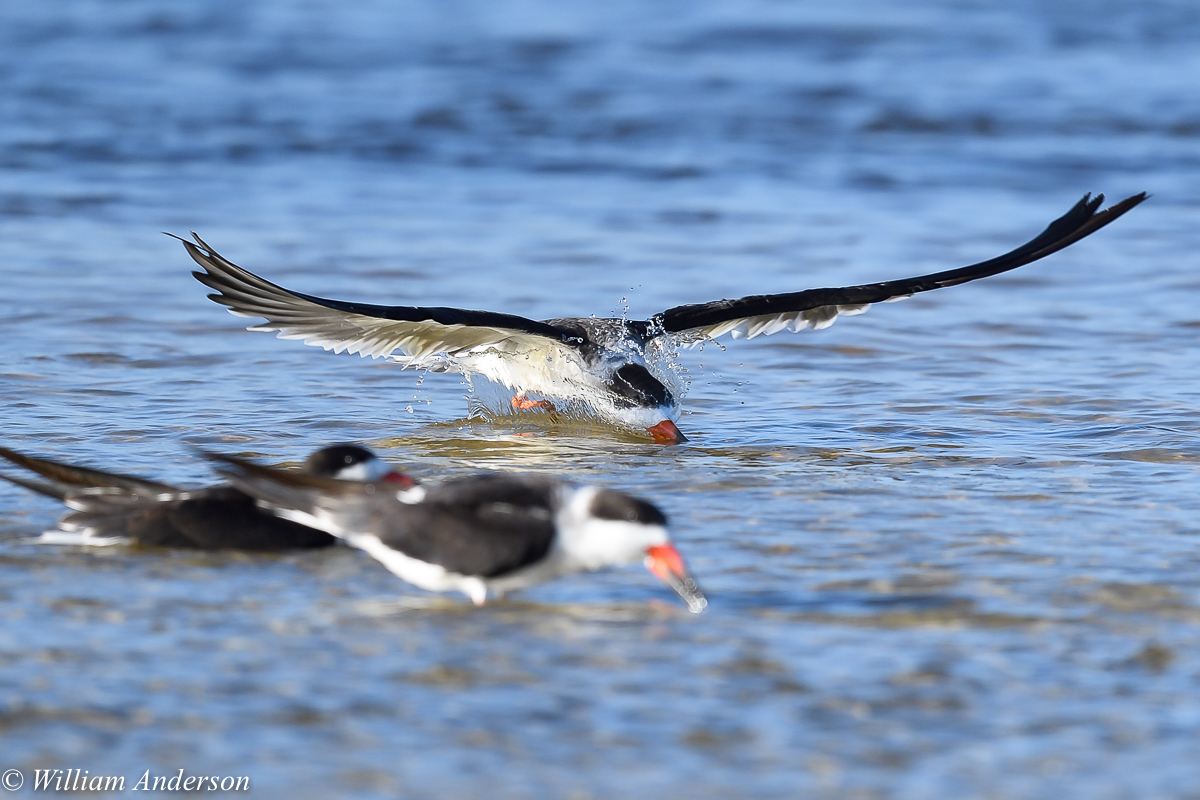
[378,475,558,578]
[47,486,330,550]
[206,452,558,578]
[161,488,336,550]
[0,447,334,550]
[652,192,1147,341]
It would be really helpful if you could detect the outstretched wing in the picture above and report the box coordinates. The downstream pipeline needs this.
[653,192,1147,344]
[182,234,577,368]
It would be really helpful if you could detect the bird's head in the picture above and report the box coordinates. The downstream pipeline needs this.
[560,487,706,612]
[602,364,689,444]
[303,444,416,488]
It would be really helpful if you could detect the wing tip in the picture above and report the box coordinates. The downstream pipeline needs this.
[656,189,1150,338]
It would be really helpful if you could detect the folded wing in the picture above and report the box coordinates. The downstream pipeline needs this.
[206,453,556,577]
[653,192,1147,344]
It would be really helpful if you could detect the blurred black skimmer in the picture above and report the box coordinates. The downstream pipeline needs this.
[205,450,708,612]
[182,192,1145,443]
[0,444,412,550]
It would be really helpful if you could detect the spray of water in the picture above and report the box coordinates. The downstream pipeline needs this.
[427,324,698,433]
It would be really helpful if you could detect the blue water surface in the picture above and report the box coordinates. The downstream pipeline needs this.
[1,1,1199,798]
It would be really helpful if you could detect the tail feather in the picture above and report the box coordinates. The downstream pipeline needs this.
[0,471,72,501]
[0,446,177,495]
[200,450,397,539]
[201,450,368,514]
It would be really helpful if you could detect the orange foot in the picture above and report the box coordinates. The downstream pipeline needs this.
[511,395,558,415]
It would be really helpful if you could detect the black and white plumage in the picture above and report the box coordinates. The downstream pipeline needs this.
[0,444,413,550]
[204,451,708,612]
[183,192,1145,442]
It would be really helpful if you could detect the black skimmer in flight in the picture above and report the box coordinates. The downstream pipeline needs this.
[204,450,708,612]
[182,192,1145,443]
[0,444,413,550]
